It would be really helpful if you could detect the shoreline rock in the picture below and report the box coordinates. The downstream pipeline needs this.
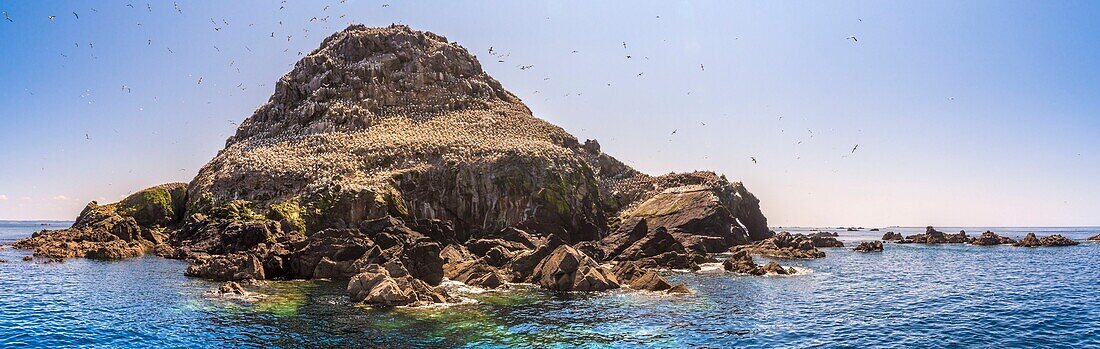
[853,241,883,252]
[970,231,1016,246]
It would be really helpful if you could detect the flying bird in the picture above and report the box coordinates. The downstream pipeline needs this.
[671,129,677,135]
[851,144,859,153]
[700,64,704,71]
[72,12,79,19]
[48,15,55,22]
[3,11,12,22]
[751,157,757,164]
[847,36,858,42]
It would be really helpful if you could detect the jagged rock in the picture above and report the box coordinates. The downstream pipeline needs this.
[347,264,451,307]
[667,283,693,294]
[760,262,796,275]
[600,222,701,271]
[611,261,674,291]
[1013,233,1077,247]
[1039,234,1078,246]
[853,241,884,252]
[945,231,969,243]
[881,232,903,241]
[1089,234,1100,241]
[446,258,509,289]
[217,281,247,295]
[970,231,1016,246]
[733,232,825,259]
[803,232,844,248]
[531,245,618,291]
[722,250,764,275]
[185,254,266,281]
[22,255,32,262]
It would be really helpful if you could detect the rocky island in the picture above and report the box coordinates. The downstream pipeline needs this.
[14,25,775,307]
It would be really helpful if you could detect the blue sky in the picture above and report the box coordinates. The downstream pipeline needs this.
[1,0,1098,226]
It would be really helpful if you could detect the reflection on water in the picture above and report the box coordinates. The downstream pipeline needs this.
[2,222,1099,348]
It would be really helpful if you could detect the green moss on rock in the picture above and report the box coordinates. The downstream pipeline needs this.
[116,183,188,227]
[268,198,307,234]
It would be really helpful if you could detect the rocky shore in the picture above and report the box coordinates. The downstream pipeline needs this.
[15,25,775,307]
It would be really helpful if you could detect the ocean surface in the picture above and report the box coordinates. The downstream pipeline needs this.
[1,221,1098,348]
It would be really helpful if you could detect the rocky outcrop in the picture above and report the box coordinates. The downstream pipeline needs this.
[611,261,679,292]
[970,231,1016,246]
[530,245,618,291]
[853,241,883,252]
[18,25,773,307]
[881,232,903,241]
[1014,233,1078,247]
[347,264,452,307]
[898,226,968,244]
[11,184,186,260]
[732,232,826,259]
[722,250,795,275]
[1089,234,1100,241]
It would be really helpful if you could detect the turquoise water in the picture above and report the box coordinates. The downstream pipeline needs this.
[1,221,1098,348]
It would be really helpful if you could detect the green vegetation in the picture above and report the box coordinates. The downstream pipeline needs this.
[267,198,307,234]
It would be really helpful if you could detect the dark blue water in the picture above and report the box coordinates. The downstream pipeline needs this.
[2,221,1098,348]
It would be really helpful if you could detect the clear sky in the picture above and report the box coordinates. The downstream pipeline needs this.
[1,1,1098,226]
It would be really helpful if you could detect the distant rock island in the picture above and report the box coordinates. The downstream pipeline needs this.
[15,25,775,306]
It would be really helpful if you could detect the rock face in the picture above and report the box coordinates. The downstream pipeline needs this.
[853,241,883,252]
[16,25,771,307]
[970,231,1016,246]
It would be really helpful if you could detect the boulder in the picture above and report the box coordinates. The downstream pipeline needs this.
[217,281,247,295]
[667,283,693,294]
[760,261,795,275]
[611,261,673,291]
[347,264,451,307]
[599,222,701,270]
[853,241,883,252]
[530,245,618,291]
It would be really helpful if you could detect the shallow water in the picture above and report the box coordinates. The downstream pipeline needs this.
[2,222,1098,348]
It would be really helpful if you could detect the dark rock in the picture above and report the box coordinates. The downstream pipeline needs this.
[853,241,883,252]
[1012,233,1076,247]
[600,222,701,270]
[22,255,32,262]
[722,250,763,275]
[217,281,247,295]
[760,262,794,275]
[881,232,903,241]
[970,231,1015,246]
[869,228,880,231]
[732,232,825,259]
[1038,234,1078,247]
[185,253,265,281]
[611,261,673,291]
[1089,234,1100,241]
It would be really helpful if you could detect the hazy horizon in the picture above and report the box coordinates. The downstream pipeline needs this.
[2,1,1098,226]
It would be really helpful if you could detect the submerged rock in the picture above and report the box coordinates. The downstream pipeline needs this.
[853,241,883,252]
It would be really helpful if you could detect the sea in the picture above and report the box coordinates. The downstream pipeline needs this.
[1,221,1097,348]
